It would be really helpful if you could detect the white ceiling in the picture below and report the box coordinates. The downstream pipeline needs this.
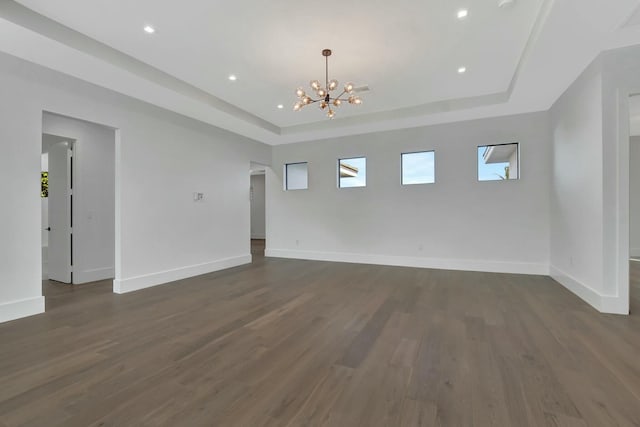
[12,0,544,128]
[1,0,640,144]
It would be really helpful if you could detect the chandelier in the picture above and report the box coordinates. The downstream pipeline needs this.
[293,49,363,119]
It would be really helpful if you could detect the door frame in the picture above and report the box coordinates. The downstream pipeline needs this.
[40,110,121,295]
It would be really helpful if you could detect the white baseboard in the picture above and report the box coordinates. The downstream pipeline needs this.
[74,267,114,284]
[0,296,45,324]
[251,235,266,240]
[265,248,549,275]
[550,265,628,315]
[113,254,252,294]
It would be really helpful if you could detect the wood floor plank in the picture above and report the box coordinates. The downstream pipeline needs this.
[0,242,639,426]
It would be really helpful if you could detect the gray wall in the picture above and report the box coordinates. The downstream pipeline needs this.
[549,57,605,309]
[250,174,266,239]
[267,112,551,275]
[548,45,640,315]
[631,137,640,258]
[0,51,270,323]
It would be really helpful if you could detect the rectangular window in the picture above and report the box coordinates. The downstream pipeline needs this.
[338,157,366,188]
[402,151,435,185]
[285,162,308,190]
[478,143,519,181]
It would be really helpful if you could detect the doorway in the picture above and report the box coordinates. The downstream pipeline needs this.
[250,162,267,260]
[41,135,73,283]
[41,112,116,304]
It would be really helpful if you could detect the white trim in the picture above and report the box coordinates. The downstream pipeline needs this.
[113,254,251,294]
[114,128,122,295]
[550,265,628,315]
[74,267,114,284]
[251,234,266,240]
[0,296,45,324]
[266,248,549,275]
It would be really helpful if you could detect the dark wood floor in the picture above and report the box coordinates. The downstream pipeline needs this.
[1,244,640,426]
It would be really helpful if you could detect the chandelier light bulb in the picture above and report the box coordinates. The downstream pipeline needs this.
[293,50,364,119]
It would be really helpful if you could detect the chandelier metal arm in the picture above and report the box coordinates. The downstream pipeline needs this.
[293,48,363,118]
[333,90,348,100]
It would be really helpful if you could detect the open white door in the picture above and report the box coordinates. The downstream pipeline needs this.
[48,141,72,283]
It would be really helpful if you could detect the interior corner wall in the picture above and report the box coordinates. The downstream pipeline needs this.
[599,45,640,315]
[0,51,270,323]
[630,137,640,258]
[250,174,266,239]
[266,112,551,275]
[549,57,608,312]
[42,113,116,284]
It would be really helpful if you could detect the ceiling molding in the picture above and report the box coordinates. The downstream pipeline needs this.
[0,1,279,135]
[281,91,510,135]
[2,0,640,145]
[282,0,556,137]
[0,0,546,143]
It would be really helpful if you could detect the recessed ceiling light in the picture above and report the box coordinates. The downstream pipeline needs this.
[277,104,284,109]
[143,25,155,34]
[458,66,467,74]
[228,74,237,81]
[457,9,468,19]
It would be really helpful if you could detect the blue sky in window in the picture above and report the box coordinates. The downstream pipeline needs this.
[477,147,510,181]
[339,157,366,188]
[402,152,435,185]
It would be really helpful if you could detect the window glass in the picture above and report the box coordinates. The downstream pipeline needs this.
[478,143,519,181]
[339,157,366,188]
[285,162,308,190]
[402,151,435,185]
